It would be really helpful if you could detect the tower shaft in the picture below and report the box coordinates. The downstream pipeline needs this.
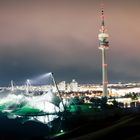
[101,48,108,97]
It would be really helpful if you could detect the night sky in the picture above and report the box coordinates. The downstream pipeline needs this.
[0,0,140,86]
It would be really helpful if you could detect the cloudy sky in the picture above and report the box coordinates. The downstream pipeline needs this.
[0,0,140,85]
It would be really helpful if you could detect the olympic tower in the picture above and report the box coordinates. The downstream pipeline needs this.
[98,6,109,97]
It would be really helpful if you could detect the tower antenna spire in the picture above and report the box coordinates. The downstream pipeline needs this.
[100,2,106,33]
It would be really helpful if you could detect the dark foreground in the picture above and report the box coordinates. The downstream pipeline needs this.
[47,108,140,140]
[0,108,140,140]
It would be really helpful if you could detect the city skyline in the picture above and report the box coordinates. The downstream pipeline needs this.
[0,0,140,85]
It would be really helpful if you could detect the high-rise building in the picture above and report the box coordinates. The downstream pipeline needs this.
[58,81,66,91]
[69,79,78,92]
[98,6,109,97]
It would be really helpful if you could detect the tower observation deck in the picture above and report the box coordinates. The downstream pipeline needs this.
[98,6,109,97]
